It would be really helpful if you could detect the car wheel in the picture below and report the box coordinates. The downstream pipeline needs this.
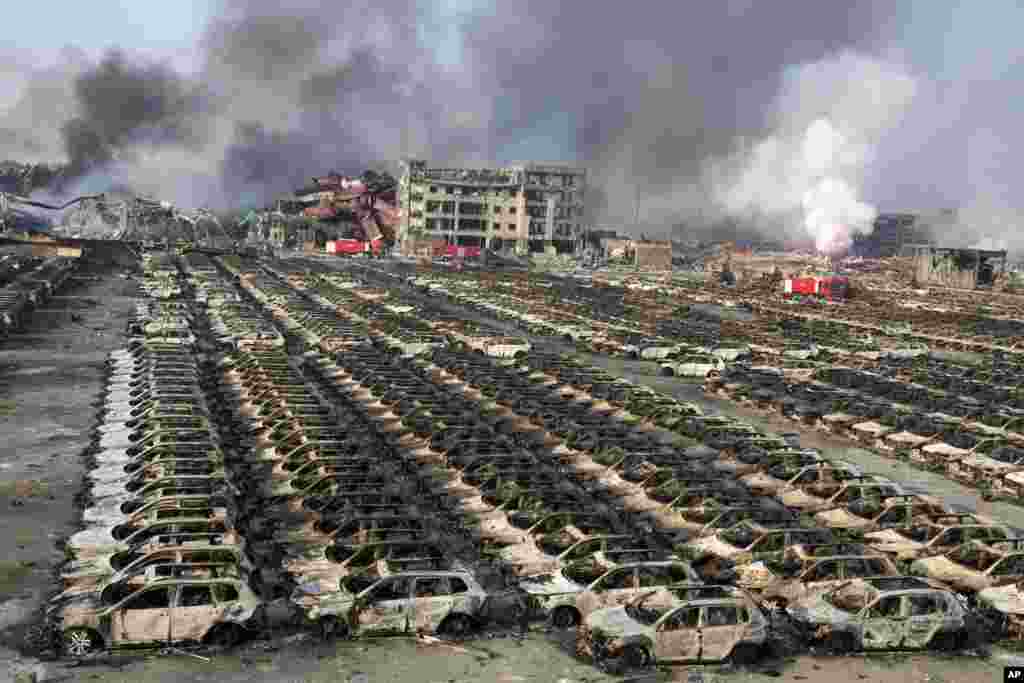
[621,643,651,669]
[204,623,244,649]
[318,616,349,641]
[63,627,101,658]
[929,630,962,652]
[440,614,474,639]
[551,607,579,629]
[729,642,761,665]
[824,630,856,654]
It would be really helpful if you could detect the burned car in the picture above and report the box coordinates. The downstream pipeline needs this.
[58,546,246,596]
[685,521,834,566]
[909,538,1024,593]
[500,534,658,578]
[759,552,900,609]
[292,571,491,639]
[977,579,1024,639]
[786,576,970,651]
[578,585,768,667]
[51,578,260,656]
[864,514,1011,562]
[284,539,464,586]
[813,494,949,533]
[519,560,703,628]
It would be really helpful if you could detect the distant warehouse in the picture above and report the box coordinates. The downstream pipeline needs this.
[398,159,586,253]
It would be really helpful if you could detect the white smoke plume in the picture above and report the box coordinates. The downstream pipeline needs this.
[709,51,917,252]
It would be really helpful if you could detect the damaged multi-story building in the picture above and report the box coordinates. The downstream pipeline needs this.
[398,160,587,253]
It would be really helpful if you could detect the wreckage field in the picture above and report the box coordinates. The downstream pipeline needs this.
[2,249,1024,682]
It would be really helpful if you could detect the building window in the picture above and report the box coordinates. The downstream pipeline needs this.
[507,224,516,232]
[429,186,437,194]
[442,201,456,215]
[493,206,501,213]
[411,193,423,202]
[510,207,517,214]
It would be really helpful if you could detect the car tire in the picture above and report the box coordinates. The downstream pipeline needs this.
[63,627,102,658]
[439,614,474,639]
[729,642,761,665]
[929,630,962,652]
[204,623,244,649]
[824,630,856,654]
[621,643,651,669]
[318,616,349,641]
[551,607,579,629]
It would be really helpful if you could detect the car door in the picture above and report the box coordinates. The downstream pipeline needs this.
[860,595,904,649]
[653,607,700,662]
[172,584,219,641]
[115,586,172,644]
[412,576,456,633]
[353,577,413,635]
[699,604,744,661]
[575,567,637,617]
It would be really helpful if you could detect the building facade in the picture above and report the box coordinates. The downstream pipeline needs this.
[398,160,586,252]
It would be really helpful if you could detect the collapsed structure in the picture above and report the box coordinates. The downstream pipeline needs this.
[244,171,401,253]
[398,160,587,253]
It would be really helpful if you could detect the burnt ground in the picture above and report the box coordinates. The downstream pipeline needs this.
[0,256,1017,682]
[0,259,139,681]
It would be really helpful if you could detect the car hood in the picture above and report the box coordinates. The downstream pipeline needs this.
[47,590,104,618]
[61,556,115,578]
[519,572,584,596]
[585,606,646,639]
[786,595,856,627]
[911,556,987,591]
[978,583,1024,615]
[815,508,863,527]
[687,536,742,560]
[864,528,923,552]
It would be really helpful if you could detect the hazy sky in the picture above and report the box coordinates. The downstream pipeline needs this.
[2,0,1022,242]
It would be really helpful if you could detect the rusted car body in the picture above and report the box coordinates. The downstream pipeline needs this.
[813,495,949,533]
[786,577,970,651]
[909,539,1024,593]
[741,462,860,499]
[759,554,900,608]
[500,534,651,578]
[864,515,1011,562]
[577,585,768,666]
[293,570,491,639]
[519,560,703,629]
[52,578,260,656]
[777,473,889,513]
[58,546,246,596]
[977,580,1024,639]
[685,522,834,566]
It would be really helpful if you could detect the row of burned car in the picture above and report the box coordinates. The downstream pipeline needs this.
[37,253,1024,672]
[706,361,1024,502]
[0,254,76,336]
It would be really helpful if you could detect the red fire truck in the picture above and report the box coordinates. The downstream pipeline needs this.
[782,275,849,301]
